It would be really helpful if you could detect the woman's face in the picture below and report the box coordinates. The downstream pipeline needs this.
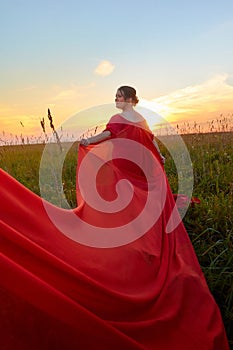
[115,89,128,109]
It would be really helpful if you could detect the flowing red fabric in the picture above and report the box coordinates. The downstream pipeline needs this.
[0,114,229,349]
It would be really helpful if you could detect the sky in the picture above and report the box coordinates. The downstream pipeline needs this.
[0,0,233,139]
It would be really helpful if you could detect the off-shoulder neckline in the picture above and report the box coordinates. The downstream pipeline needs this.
[113,113,147,124]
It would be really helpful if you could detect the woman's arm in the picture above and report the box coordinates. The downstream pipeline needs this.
[80,130,111,146]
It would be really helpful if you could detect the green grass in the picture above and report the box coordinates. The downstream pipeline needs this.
[0,132,232,347]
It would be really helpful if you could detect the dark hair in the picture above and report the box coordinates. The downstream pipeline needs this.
[118,86,139,105]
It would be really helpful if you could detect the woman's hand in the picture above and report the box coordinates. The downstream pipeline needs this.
[160,155,165,164]
[80,131,111,147]
[80,138,90,146]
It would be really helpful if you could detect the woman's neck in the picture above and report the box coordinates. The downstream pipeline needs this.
[122,103,134,112]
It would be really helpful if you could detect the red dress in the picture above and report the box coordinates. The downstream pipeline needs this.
[0,114,229,349]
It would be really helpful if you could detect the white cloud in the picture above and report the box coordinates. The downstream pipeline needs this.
[146,74,233,121]
[94,60,115,76]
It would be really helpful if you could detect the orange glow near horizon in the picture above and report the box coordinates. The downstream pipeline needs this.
[0,101,232,142]
[1,75,233,142]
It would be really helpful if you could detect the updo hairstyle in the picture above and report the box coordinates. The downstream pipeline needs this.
[118,86,139,105]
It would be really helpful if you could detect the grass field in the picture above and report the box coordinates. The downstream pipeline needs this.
[0,131,232,346]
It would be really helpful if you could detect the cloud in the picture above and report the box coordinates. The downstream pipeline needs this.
[141,74,233,123]
[94,60,115,76]
[51,82,96,102]
[52,89,78,101]
[18,85,37,92]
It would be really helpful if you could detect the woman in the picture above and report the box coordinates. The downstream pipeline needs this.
[0,86,229,349]
[80,86,165,164]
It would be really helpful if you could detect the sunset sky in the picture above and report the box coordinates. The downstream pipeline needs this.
[0,0,233,139]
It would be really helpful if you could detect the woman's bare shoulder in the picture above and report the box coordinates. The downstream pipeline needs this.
[108,114,122,123]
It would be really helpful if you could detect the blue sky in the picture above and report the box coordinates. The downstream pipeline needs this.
[0,0,233,136]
